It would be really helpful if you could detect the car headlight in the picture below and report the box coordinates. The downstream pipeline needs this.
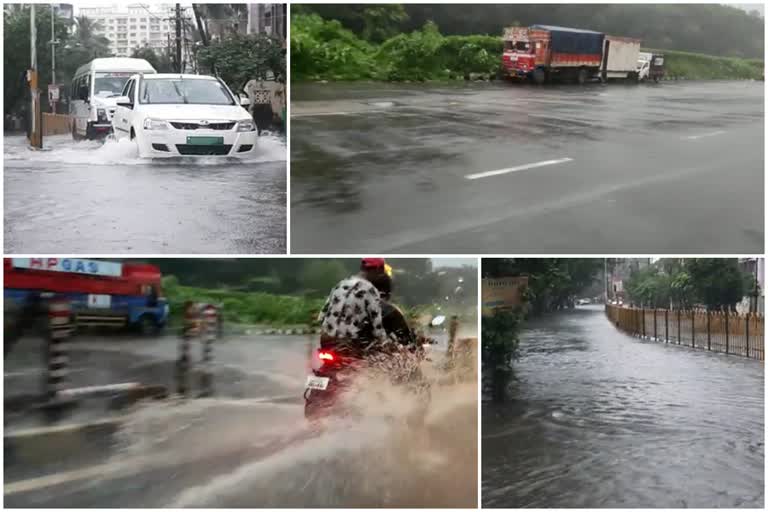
[143,118,169,130]
[237,119,256,132]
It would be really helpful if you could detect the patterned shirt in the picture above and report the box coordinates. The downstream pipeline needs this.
[318,276,387,341]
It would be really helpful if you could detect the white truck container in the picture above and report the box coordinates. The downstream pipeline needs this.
[601,35,641,80]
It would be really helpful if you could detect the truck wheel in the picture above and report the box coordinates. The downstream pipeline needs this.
[532,69,546,85]
[138,314,159,336]
[577,68,588,85]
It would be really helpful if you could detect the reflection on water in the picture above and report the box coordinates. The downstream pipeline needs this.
[483,306,764,508]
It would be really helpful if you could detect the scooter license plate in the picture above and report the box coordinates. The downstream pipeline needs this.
[306,375,330,391]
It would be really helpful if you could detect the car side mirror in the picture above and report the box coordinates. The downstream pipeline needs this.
[116,96,133,109]
[239,95,251,107]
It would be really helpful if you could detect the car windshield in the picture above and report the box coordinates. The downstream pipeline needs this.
[93,73,133,97]
[139,78,234,105]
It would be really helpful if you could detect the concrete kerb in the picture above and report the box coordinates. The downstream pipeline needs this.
[4,416,127,469]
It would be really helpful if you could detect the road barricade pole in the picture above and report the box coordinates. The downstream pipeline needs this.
[176,301,198,397]
[45,298,73,403]
[200,304,218,397]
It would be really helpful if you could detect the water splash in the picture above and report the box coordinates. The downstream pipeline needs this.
[4,133,286,167]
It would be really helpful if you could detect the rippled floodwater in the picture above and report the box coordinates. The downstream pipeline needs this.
[4,134,286,253]
[483,306,764,508]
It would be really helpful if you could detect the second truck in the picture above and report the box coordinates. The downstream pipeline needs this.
[502,25,641,84]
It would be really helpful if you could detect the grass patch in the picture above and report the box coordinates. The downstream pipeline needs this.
[164,278,324,328]
[646,48,764,80]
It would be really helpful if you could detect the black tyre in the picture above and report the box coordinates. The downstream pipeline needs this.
[577,68,588,85]
[138,314,159,336]
[532,68,546,85]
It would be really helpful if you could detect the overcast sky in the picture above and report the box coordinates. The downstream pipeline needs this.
[431,258,477,269]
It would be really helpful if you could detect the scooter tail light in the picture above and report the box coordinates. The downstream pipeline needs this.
[318,351,335,362]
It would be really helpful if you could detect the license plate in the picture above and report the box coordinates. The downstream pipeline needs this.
[186,136,224,145]
[306,375,329,391]
[509,55,518,61]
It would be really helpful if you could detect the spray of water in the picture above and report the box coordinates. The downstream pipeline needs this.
[108,350,477,507]
[4,133,286,167]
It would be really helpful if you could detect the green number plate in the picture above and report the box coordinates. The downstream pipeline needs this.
[187,136,224,145]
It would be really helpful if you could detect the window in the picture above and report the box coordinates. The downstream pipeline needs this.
[139,78,235,106]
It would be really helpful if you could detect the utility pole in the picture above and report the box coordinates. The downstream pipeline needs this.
[29,5,43,149]
[192,4,209,47]
[175,4,182,73]
[49,5,57,114]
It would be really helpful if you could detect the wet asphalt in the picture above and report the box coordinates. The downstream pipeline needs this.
[291,80,764,254]
[4,331,477,507]
[483,306,764,508]
[4,134,287,254]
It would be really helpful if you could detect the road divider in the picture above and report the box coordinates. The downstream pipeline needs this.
[465,158,574,180]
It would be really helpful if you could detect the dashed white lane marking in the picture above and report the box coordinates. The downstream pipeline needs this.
[291,109,389,118]
[683,130,726,140]
[465,157,574,180]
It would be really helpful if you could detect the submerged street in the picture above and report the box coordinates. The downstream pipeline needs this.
[4,134,286,254]
[482,305,764,508]
[292,80,763,254]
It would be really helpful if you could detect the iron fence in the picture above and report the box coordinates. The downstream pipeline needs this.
[606,304,764,361]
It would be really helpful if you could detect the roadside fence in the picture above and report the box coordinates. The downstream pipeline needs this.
[606,304,764,361]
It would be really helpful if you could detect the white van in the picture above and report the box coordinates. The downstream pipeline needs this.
[70,58,156,140]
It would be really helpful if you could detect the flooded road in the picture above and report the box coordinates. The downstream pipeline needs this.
[5,331,476,507]
[291,81,763,254]
[482,306,764,508]
[4,134,286,253]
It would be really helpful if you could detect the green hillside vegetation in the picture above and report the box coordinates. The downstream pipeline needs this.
[292,5,764,82]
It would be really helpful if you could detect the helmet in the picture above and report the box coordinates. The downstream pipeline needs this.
[361,258,393,277]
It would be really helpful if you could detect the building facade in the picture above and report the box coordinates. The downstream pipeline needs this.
[78,3,180,60]
[247,3,286,40]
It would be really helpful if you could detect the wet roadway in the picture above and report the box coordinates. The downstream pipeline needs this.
[482,306,764,508]
[4,331,477,507]
[291,80,763,254]
[4,134,286,253]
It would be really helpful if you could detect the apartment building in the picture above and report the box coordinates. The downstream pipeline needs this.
[247,3,286,40]
[78,3,175,58]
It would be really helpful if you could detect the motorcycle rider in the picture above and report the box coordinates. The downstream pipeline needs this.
[317,258,418,351]
[317,258,389,348]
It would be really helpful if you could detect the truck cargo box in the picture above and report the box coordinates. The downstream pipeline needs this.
[603,35,641,76]
[531,24,605,56]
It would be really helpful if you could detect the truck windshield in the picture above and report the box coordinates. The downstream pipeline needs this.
[505,41,533,53]
[139,78,235,105]
[93,73,133,98]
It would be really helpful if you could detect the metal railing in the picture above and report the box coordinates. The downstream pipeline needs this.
[606,304,764,361]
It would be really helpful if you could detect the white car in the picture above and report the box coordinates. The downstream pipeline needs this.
[112,73,257,158]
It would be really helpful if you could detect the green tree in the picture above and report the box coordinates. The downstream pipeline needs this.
[300,260,349,297]
[197,32,285,92]
[685,259,748,311]
[131,46,174,73]
[482,309,523,402]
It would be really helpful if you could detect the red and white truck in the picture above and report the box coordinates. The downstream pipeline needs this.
[502,25,641,84]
